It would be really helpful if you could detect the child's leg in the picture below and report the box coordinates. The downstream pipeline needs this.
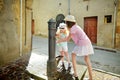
[60,51,64,62]
[64,51,70,63]
[84,55,92,80]
[72,53,77,77]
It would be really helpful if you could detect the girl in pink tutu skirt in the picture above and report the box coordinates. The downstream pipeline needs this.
[56,15,94,80]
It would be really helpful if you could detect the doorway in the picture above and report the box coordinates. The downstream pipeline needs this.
[56,14,65,28]
[84,17,97,44]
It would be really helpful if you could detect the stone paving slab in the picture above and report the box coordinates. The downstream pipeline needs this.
[26,53,48,80]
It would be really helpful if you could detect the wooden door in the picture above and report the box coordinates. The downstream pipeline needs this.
[84,17,97,44]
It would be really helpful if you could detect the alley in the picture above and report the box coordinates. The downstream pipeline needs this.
[31,36,120,75]
[27,36,120,80]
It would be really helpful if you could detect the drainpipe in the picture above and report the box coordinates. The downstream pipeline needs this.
[113,0,118,48]
[68,0,71,15]
[20,0,23,56]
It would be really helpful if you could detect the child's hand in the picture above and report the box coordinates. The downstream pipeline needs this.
[56,40,60,43]
[55,34,58,36]
[55,33,59,36]
[56,40,58,43]
[55,34,60,39]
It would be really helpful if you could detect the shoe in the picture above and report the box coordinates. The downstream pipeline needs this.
[67,63,71,72]
[73,73,79,80]
[61,62,66,72]
[75,76,79,80]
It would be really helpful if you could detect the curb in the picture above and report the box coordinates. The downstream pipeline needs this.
[93,46,117,53]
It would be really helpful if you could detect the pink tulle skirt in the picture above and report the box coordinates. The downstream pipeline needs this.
[72,43,94,56]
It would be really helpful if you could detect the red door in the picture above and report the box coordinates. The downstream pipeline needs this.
[84,17,97,44]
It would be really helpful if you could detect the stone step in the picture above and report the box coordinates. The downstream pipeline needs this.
[26,53,88,80]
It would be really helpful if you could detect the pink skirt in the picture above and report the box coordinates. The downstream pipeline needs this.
[72,43,94,56]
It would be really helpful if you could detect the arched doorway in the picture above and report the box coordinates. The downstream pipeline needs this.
[84,16,97,44]
[56,14,65,28]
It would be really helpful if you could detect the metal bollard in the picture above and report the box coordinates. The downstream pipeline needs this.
[47,18,57,80]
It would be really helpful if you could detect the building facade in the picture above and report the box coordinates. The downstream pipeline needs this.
[0,0,33,66]
[32,0,120,50]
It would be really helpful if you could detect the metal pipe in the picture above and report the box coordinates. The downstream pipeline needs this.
[20,0,23,56]
[25,0,27,45]
[113,0,118,48]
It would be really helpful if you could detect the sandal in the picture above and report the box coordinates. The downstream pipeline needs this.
[83,78,89,80]
[67,63,71,72]
[73,74,79,80]
[75,76,79,80]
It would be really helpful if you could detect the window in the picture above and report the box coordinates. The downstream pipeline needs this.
[104,15,112,23]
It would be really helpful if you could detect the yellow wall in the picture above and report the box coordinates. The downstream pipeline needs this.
[32,0,68,36]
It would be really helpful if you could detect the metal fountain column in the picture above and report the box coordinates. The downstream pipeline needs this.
[47,18,57,80]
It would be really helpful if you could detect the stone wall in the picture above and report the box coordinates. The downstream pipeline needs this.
[115,0,120,50]
[0,0,33,66]
[0,0,3,12]
[0,0,19,65]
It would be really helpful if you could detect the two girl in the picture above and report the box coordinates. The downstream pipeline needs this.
[56,15,94,80]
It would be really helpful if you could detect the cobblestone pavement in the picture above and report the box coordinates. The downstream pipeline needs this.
[84,70,120,80]
[0,54,32,80]
[92,70,120,80]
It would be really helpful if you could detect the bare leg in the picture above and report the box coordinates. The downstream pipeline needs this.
[64,51,70,63]
[60,51,64,62]
[72,53,77,77]
[84,55,92,80]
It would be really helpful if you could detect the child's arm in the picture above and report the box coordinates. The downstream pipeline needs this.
[55,29,60,38]
[55,33,60,39]
[56,33,71,43]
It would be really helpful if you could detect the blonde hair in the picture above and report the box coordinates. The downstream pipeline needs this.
[56,27,69,36]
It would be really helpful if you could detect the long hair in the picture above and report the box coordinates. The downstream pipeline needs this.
[66,21,76,29]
